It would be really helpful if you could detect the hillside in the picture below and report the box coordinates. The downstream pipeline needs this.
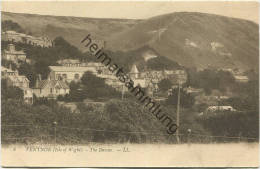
[2,11,259,71]
[1,11,141,50]
[107,12,259,70]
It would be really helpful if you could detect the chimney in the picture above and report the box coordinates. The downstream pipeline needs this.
[35,74,41,88]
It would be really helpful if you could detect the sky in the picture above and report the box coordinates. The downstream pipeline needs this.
[1,1,259,23]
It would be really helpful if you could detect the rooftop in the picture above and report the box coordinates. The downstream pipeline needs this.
[35,79,69,89]
[49,66,97,72]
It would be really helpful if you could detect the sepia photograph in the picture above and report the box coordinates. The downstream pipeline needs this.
[1,1,259,167]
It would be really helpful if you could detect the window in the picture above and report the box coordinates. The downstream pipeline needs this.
[50,88,53,93]
[62,74,67,79]
[97,70,102,74]
[74,73,80,80]
[56,74,62,80]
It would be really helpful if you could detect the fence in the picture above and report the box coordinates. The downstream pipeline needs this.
[2,124,258,145]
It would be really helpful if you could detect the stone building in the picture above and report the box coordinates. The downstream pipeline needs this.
[2,44,27,64]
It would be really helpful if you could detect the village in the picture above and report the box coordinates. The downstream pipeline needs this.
[1,30,251,115]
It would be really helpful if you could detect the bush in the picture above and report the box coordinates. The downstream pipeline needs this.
[1,79,24,100]
[158,79,173,92]
[166,88,195,108]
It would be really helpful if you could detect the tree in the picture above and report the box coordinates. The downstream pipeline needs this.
[1,79,24,100]
[147,56,181,70]
[2,20,25,33]
[185,68,236,95]
[166,88,195,108]
[18,62,37,87]
[80,71,120,100]
[158,79,173,92]
[53,36,82,59]
[81,71,106,88]
[198,110,259,139]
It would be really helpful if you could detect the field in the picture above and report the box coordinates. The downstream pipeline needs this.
[2,143,259,167]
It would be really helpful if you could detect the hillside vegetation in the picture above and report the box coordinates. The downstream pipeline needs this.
[108,12,259,70]
[2,11,258,71]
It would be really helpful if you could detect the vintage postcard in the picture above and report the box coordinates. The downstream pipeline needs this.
[1,0,259,167]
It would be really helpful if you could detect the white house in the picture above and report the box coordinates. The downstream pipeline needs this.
[48,66,97,82]
[234,75,249,83]
[206,106,237,112]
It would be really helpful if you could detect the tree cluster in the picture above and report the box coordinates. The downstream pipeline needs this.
[58,71,121,102]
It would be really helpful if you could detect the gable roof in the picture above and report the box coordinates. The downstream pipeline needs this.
[130,64,139,74]
[35,80,69,89]
[7,75,29,83]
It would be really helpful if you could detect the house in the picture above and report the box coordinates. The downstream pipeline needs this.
[140,69,187,85]
[184,86,204,95]
[2,31,25,43]
[1,66,18,78]
[234,75,249,83]
[56,59,111,77]
[7,75,30,88]
[33,77,70,99]
[57,59,83,67]
[21,87,34,104]
[2,31,52,47]
[164,69,187,84]
[2,44,27,64]
[48,66,97,82]
[1,66,29,88]
[27,36,52,47]
[206,106,237,113]
[129,64,147,88]
[1,66,33,104]
[220,68,249,83]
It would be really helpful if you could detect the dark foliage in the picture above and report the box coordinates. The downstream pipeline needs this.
[147,56,182,70]
[166,88,195,108]
[58,71,121,102]
[158,79,173,92]
[2,20,25,33]
[1,79,24,100]
[185,68,236,94]
[198,111,259,140]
